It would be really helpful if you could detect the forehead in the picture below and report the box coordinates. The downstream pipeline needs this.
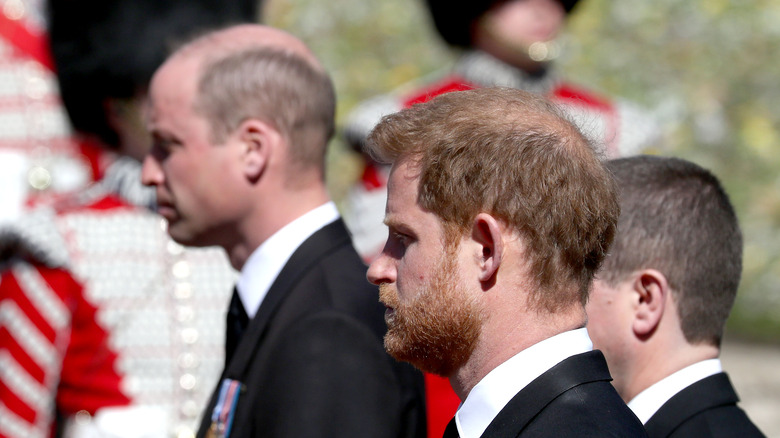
[147,56,201,125]
[151,56,200,105]
[385,161,444,232]
[386,161,418,209]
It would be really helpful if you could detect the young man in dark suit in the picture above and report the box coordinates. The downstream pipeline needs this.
[366,87,647,438]
[587,155,765,437]
[141,24,426,438]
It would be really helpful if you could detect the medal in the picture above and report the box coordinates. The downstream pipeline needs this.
[208,378,244,438]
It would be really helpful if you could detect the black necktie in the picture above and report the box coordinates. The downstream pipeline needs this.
[442,417,459,438]
[225,286,249,366]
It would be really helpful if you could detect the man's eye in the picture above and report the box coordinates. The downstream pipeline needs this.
[153,137,174,150]
[150,138,174,160]
[393,232,411,247]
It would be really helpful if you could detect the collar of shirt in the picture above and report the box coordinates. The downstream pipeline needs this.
[236,201,340,318]
[627,358,722,424]
[455,327,593,438]
[453,50,559,95]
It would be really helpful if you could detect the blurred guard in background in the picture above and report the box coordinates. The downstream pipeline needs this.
[342,1,658,436]
[0,0,100,221]
[0,1,258,437]
[343,0,659,262]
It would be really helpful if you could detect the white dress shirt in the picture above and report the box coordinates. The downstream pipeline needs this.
[455,328,594,438]
[628,358,723,424]
[236,202,340,318]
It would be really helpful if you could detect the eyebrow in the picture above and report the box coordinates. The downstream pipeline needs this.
[149,125,176,139]
[383,214,399,229]
[384,216,415,235]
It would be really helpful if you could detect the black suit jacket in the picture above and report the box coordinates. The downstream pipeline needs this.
[480,351,647,438]
[644,372,764,438]
[196,220,426,438]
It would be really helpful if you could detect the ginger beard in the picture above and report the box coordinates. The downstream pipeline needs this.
[379,245,483,377]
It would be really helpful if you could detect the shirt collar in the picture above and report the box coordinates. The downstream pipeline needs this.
[456,328,593,438]
[453,50,560,95]
[628,358,722,424]
[236,202,339,318]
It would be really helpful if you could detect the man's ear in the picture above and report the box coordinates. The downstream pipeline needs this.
[238,119,280,182]
[631,269,668,338]
[471,213,504,283]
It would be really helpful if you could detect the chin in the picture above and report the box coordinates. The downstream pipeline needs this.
[166,224,198,246]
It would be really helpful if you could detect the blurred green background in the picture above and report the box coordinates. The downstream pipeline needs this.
[265,0,780,341]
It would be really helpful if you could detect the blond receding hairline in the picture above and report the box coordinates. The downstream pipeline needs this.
[169,24,324,74]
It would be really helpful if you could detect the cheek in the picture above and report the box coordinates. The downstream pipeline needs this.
[394,264,430,303]
[586,298,616,343]
[186,153,235,205]
[587,295,635,363]
[162,152,196,186]
[397,257,429,287]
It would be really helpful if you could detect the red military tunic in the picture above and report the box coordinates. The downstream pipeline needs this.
[1,161,236,438]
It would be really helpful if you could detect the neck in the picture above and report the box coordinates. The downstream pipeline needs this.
[226,182,330,271]
[621,340,719,403]
[450,302,586,399]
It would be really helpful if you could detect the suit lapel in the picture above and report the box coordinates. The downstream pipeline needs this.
[481,350,612,437]
[223,219,352,379]
[644,372,739,438]
[197,219,353,438]
[442,416,460,438]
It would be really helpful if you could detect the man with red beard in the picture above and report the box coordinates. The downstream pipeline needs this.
[366,87,648,438]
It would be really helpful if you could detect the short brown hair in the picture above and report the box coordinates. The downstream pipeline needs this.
[194,47,336,181]
[367,87,619,312]
[602,155,743,347]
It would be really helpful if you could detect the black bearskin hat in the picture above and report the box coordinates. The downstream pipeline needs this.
[425,0,579,47]
[48,0,260,147]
